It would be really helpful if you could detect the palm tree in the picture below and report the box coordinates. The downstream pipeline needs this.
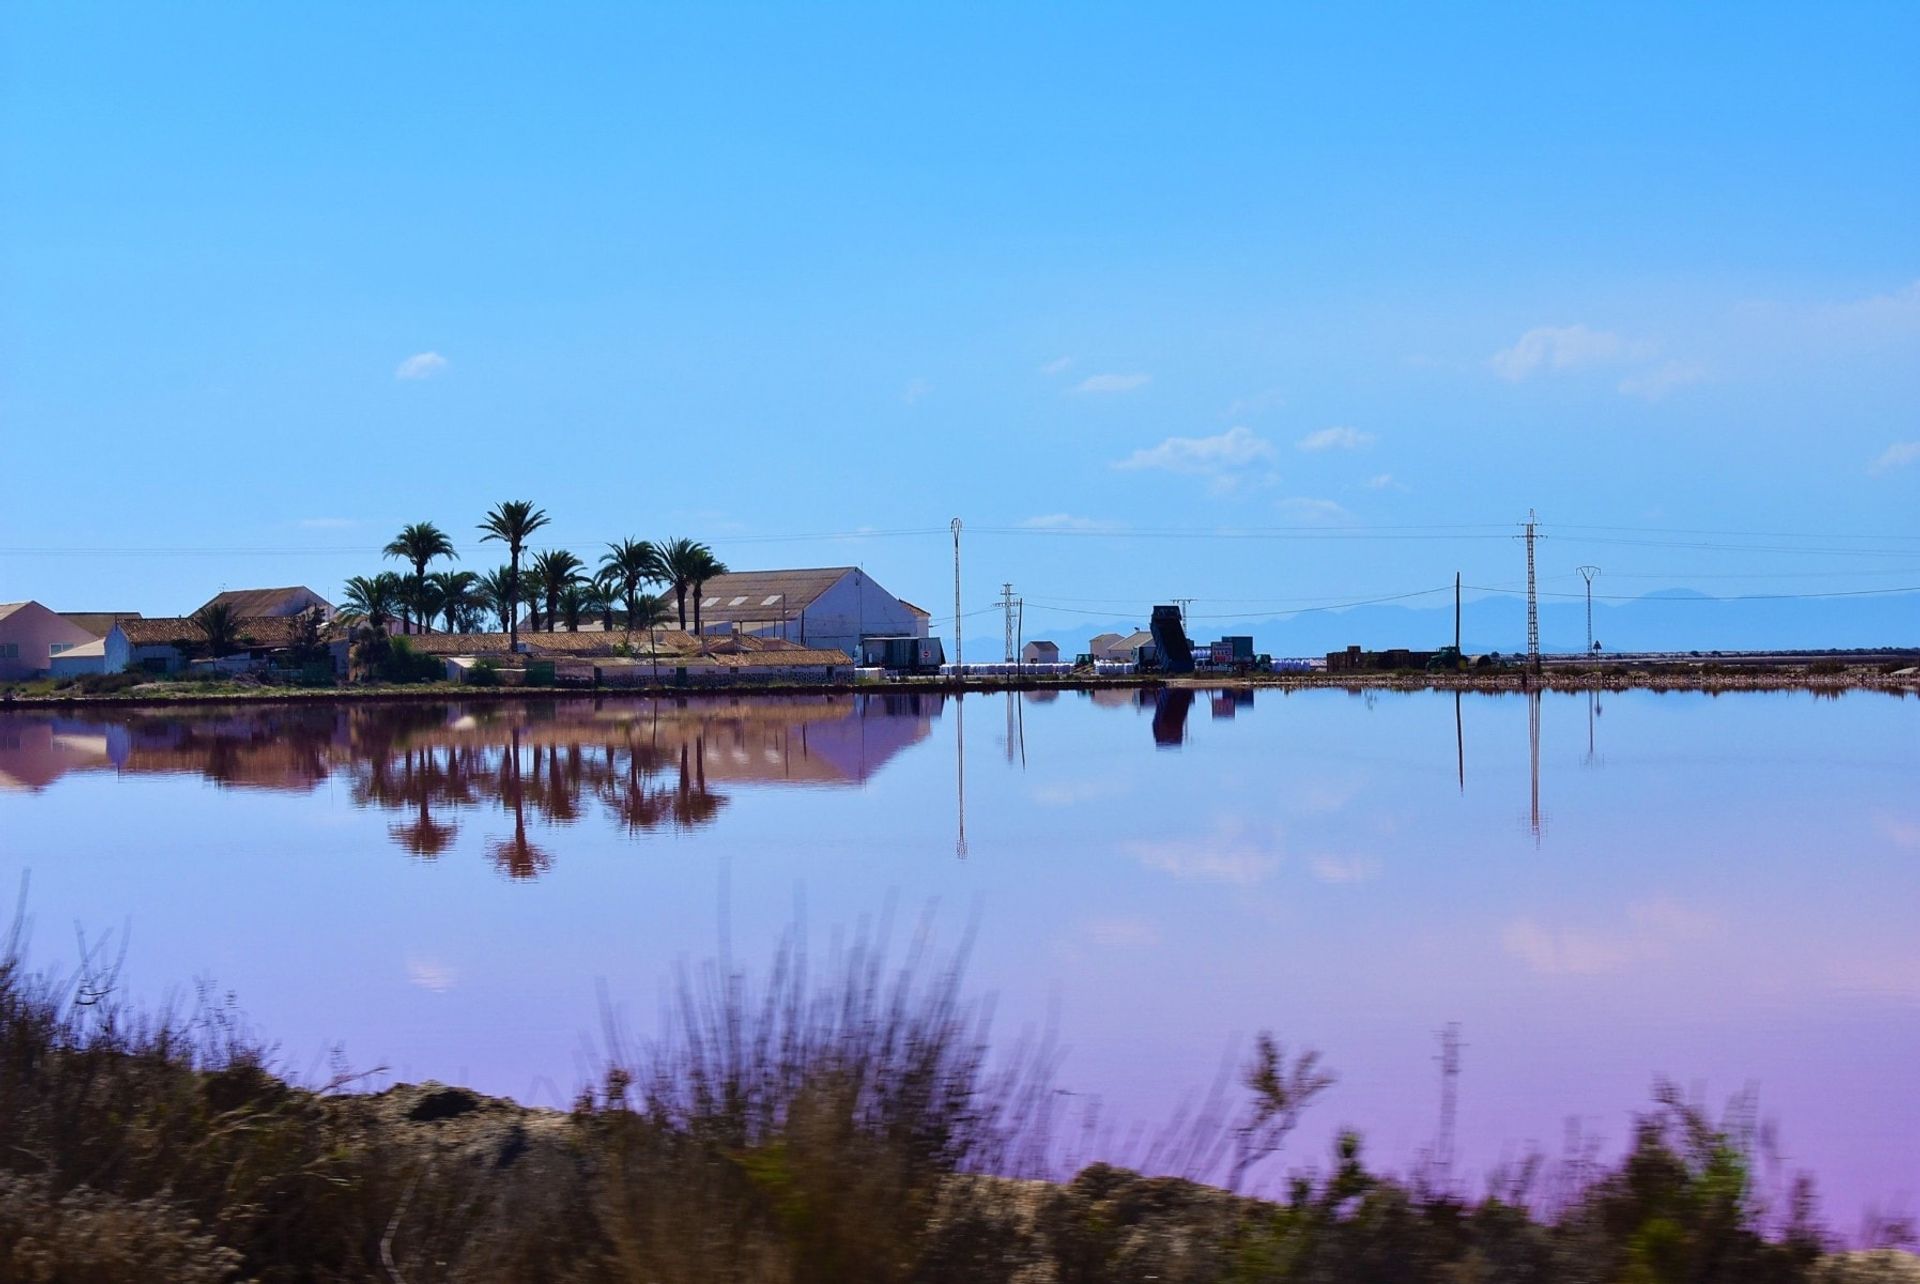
[629,591,673,677]
[520,564,547,632]
[191,601,240,658]
[476,567,515,633]
[383,522,456,634]
[558,581,598,632]
[338,573,404,632]
[529,548,579,633]
[428,570,479,634]
[684,545,728,644]
[591,567,620,630]
[477,501,550,650]
[531,548,583,633]
[410,576,447,636]
[657,537,701,630]
[599,538,661,641]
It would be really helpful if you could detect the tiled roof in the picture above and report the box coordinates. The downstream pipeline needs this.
[710,648,853,668]
[399,632,517,656]
[116,616,314,648]
[193,587,331,617]
[59,612,143,638]
[404,629,709,658]
[689,569,854,619]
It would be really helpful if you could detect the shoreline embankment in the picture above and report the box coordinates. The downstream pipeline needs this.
[3,657,1916,712]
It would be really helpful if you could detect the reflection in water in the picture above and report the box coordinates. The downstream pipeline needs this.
[1527,690,1544,844]
[1454,692,1465,794]
[1585,688,1602,767]
[955,694,968,859]
[0,695,941,874]
[1151,689,1195,748]
[4,687,1916,1226]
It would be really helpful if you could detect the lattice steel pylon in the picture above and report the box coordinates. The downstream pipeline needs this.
[1000,583,1017,662]
[1521,510,1541,673]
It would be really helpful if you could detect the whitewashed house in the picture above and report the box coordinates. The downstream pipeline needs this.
[1021,640,1061,664]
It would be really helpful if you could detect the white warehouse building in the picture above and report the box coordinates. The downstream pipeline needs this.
[684,567,929,657]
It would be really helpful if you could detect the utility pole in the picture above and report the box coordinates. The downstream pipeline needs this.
[1454,572,1461,654]
[1520,510,1542,675]
[950,518,963,673]
[1000,583,1017,663]
[1577,565,1601,656]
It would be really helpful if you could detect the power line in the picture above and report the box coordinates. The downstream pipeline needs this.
[1464,583,1920,603]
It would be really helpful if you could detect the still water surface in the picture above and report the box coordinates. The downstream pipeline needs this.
[1,689,1914,1225]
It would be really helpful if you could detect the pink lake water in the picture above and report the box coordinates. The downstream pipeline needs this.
[1,688,1914,1233]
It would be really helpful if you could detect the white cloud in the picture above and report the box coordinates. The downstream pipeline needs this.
[1227,387,1286,417]
[1502,897,1724,977]
[1362,473,1408,492]
[394,351,448,381]
[1618,360,1706,401]
[1489,325,1644,381]
[1128,819,1283,886]
[1075,372,1152,394]
[1309,855,1380,885]
[406,957,458,992]
[1296,425,1375,452]
[1815,279,1920,333]
[1113,425,1275,479]
[1274,497,1351,523]
[1031,778,1126,806]
[1869,441,1920,475]
[902,377,932,405]
[1876,813,1920,849]
[1022,513,1123,532]
[1040,356,1074,376]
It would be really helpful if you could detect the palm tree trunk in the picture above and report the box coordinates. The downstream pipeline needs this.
[675,585,688,629]
[508,552,521,649]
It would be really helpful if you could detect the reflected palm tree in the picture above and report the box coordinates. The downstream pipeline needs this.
[671,736,727,829]
[488,727,552,880]
[386,744,461,858]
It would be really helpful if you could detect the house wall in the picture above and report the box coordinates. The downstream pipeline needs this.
[104,627,188,674]
[793,571,925,655]
[48,644,108,677]
[0,603,98,680]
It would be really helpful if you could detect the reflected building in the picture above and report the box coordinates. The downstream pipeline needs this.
[0,694,943,870]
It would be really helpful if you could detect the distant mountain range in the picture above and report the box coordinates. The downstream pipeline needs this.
[968,589,1918,660]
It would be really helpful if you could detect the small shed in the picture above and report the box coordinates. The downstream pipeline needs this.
[1021,640,1061,664]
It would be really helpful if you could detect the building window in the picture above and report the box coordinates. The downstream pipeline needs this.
[50,643,72,655]
[0,643,17,659]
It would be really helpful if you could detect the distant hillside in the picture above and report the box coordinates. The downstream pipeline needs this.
[969,590,1917,660]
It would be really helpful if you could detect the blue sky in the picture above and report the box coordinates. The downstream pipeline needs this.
[3,4,1917,631]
